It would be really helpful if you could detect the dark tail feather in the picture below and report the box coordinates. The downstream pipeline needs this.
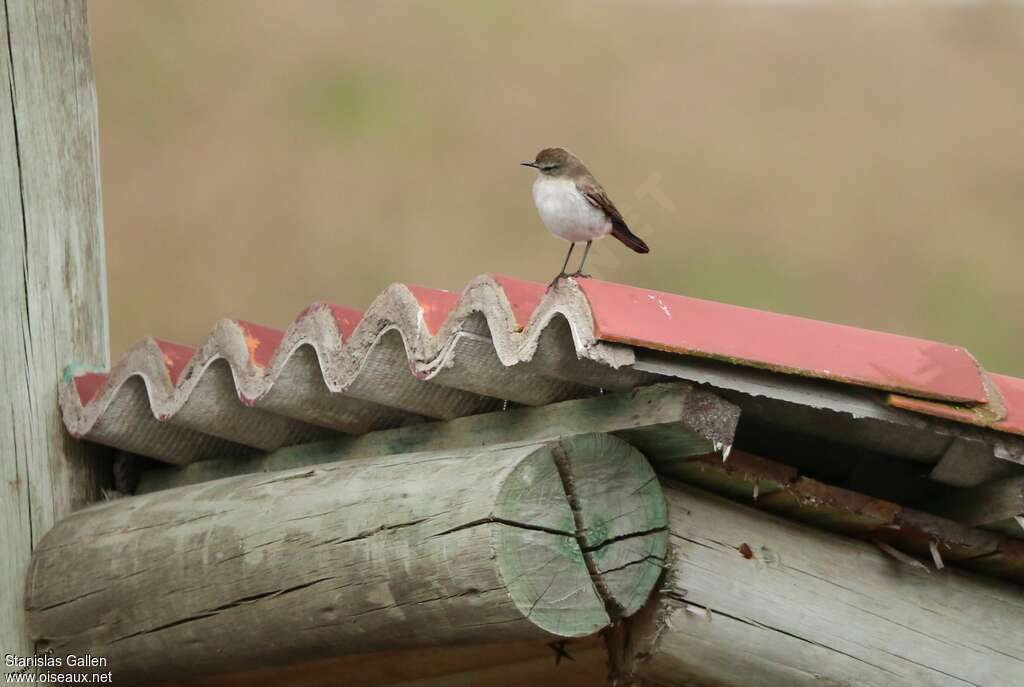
[611,224,649,254]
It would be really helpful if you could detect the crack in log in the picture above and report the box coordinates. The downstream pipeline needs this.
[669,532,734,553]
[5,0,37,555]
[28,587,107,612]
[42,511,230,544]
[548,440,668,685]
[583,526,669,554]
[876,648,982,686]
[525,575,561,619]
[549,443,624,619]
[250,470,316,487]
[708,606,901,677]
[599,554,667,576]
[428,517,575,540]
[215,538,285,565]
[110,577,336,644]
[343,585,510,622]
[313,516,436,547]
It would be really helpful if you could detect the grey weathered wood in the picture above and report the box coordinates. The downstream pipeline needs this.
[27,434,667,685]
[930,436,1021,487]
[626,482,1024,687]
[136,382,739,494]
[0,0,108,670]
[932,475,1024,539]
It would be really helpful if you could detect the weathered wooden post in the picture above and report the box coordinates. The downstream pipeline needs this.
[1,0,109,670]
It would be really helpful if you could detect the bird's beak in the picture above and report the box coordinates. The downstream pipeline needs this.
[521,161,538,168]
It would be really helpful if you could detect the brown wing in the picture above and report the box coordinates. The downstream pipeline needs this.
[578,177,627,229]
[577,177,650,254]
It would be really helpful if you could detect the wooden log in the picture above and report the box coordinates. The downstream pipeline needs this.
[0,0,109,669]
[626,482,1024,687]
[673,449,1024,583]
[26,434,668,685]
[135,381,740,494]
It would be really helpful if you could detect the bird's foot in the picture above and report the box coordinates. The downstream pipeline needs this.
[546,273,569,292]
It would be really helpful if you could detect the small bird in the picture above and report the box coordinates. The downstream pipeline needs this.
[522,147,649,288]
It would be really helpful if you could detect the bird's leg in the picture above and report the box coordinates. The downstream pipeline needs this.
[548,243,575,290]
[570,241,593,278]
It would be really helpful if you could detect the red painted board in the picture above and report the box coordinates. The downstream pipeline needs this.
[576,279,987,404]
[887,394,996,430]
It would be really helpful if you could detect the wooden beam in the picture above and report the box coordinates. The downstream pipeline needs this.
[931,475,1024,539]
[0,0,109,672]
[929,437,1020,487]
[27,434,668,685]
[625,482,1024,686]
[666,450,1024,583]
[135,382,740,494]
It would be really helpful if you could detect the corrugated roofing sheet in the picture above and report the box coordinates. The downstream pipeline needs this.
[60,274,1024,465]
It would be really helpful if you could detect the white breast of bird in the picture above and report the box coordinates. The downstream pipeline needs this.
[532,176,612,243]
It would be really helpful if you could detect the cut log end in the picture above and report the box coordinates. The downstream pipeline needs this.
[493,434,669,636]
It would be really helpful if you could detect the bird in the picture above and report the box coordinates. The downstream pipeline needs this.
[521,147,649,288]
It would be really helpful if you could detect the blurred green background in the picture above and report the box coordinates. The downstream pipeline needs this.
[89,1,1023,375]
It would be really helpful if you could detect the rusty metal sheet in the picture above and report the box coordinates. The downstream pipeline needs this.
[575,278,988,404]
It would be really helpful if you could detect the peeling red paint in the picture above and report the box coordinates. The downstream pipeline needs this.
[325,304,363,340]
[236,321,284,369]
[575,278,988,404]
[407,286,459,335]
[154,339,194,387]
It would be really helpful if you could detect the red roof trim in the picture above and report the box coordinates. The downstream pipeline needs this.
[575,278,988,404]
